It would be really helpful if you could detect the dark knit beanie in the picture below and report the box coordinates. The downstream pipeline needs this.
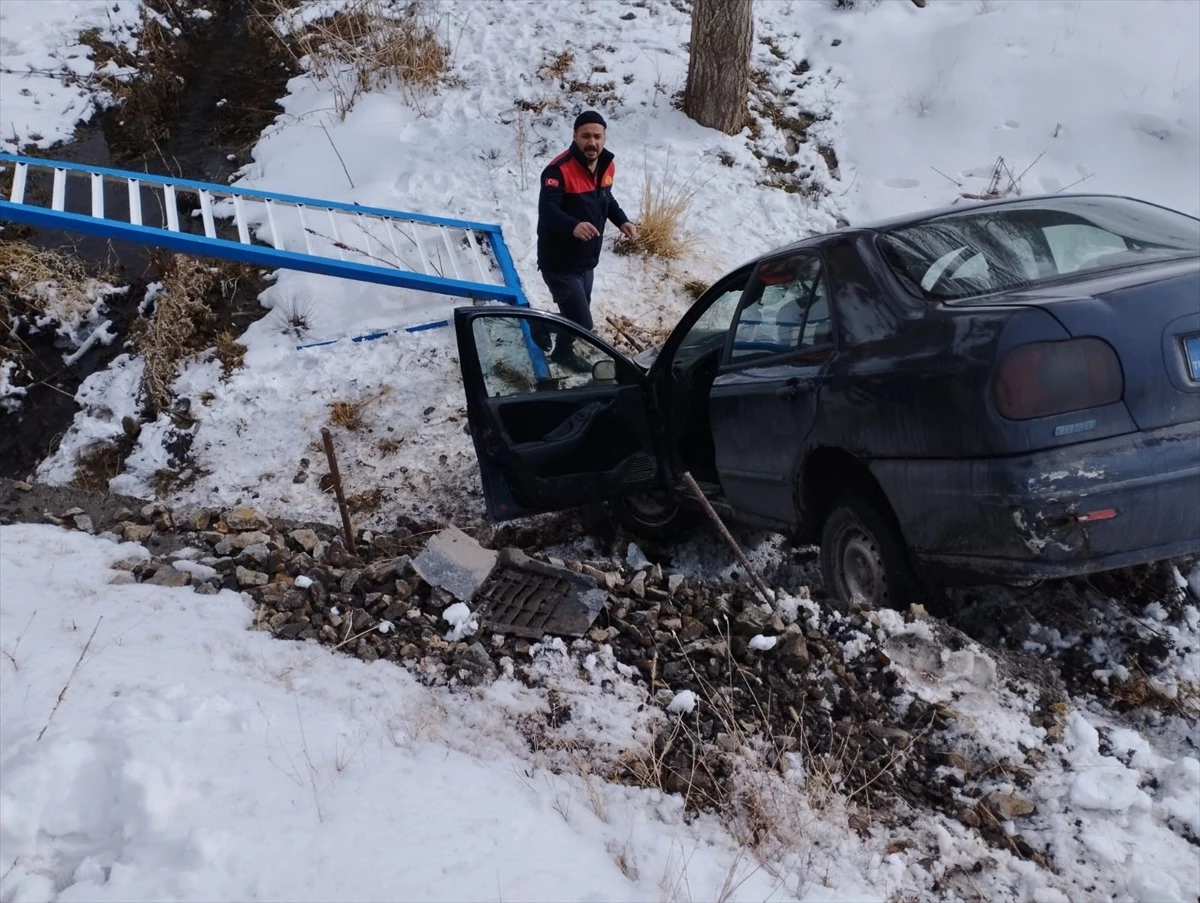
[573,110,607,131]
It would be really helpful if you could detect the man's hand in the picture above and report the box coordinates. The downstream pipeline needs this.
[573,222,600,240]
[619,222,639,240]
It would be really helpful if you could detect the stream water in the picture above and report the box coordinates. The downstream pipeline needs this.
[0,0,293,480]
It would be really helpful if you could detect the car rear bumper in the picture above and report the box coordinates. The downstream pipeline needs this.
[869,421,1200,584]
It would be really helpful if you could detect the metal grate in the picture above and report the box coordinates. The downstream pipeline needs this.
[474,548,607,639]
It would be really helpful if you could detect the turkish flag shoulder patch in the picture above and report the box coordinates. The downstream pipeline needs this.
[544,177,559,188]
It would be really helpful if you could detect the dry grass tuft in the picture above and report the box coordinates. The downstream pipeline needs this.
[214,330,247,379]
[328,386,390,432]
[263,0,459,118]
[0,241,102,327]
[682,277,710,300]
[272,293,316,338]
[614,167,697,262]
[329,400,366,431]
[347,487,384,513]
[132,256,216,414]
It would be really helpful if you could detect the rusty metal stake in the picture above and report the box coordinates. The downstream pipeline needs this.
[681,471,775,605]
[321,427,355,549]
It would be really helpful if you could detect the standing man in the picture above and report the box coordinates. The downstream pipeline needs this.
[536,109,638,372]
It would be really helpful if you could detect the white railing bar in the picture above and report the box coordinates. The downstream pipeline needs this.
[439,226,462,281]
[89,173,104,219]
[297,204,314,255]
[198,189,217,239]
[326,209,346,261]
[11,163,28,205]
[408,222,429,274]
[464,228,488,284]
[164,184,180,232]
[51,168,66,212]
[233,195,250,244]
[264,199,283,250]
[128,179,143,226]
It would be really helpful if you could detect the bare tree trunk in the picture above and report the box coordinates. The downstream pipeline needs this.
[684,0,753,136]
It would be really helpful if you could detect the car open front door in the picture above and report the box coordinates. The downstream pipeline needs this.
[454,307,660,521]
[709,250,836,528]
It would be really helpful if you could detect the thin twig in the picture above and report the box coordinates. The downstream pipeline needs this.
[1,609,37,672]
[929,165,963,188]
[320,122,355,189]
[36,616,102,742]
[1055,173,1094,194]
[1011,151,1045,188]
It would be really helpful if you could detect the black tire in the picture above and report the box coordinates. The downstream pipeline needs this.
[820,494,921,611]
[605,490,695,541]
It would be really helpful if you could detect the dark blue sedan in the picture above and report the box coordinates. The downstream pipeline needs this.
[454,194,1200,608]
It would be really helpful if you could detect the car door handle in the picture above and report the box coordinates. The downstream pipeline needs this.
[775,379,802,401]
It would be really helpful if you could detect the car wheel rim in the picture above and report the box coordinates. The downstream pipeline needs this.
[625,492,678,527]
[837,527,888,606]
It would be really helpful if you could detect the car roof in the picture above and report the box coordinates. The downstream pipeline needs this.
[740,193,1195,267]
[847,192,1192,232]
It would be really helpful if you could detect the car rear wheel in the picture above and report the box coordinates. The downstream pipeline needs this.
[820,495,920,611]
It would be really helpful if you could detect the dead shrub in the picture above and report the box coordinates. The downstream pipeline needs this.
[614,165,697,262]
[263,0,458,118]
[682,277,709,300]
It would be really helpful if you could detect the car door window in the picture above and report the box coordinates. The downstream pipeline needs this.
[729,253,830,365]
[472,317,621,398]
[673,273,749,360]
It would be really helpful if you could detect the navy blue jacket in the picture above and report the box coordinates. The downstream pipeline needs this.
[537,144,630,273]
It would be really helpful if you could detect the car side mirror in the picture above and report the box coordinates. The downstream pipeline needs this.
[592,359,617,382]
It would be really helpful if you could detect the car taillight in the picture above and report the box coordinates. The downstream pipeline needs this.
[994,338,1124,420]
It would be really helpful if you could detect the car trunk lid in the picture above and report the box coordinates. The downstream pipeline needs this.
[977,259,1200,430]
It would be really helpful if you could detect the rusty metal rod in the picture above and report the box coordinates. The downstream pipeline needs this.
[321,427,356,550]
[681,471,775,605]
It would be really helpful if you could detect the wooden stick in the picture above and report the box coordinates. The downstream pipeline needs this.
[680,472,775,605]
[321,427,356,550]
[605,316,645,353]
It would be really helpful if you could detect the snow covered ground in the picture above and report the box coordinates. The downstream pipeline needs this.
[1,523,891,903]
[3,0,1200,900]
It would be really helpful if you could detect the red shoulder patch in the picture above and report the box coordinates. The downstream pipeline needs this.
[544,177,560,188]
[602,175,613,187]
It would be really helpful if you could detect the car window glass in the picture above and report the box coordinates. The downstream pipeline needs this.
[472,317,622,398]
[1043,223,1128,273]
[878,196,1198,301]
[730,254,827,365]
[802,276,834,346]
[674,275,748,359]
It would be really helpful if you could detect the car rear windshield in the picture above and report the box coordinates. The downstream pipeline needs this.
[877,196,1200,301]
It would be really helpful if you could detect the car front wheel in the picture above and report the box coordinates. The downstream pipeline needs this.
[606,490,694,540]
[820,495,919,611]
